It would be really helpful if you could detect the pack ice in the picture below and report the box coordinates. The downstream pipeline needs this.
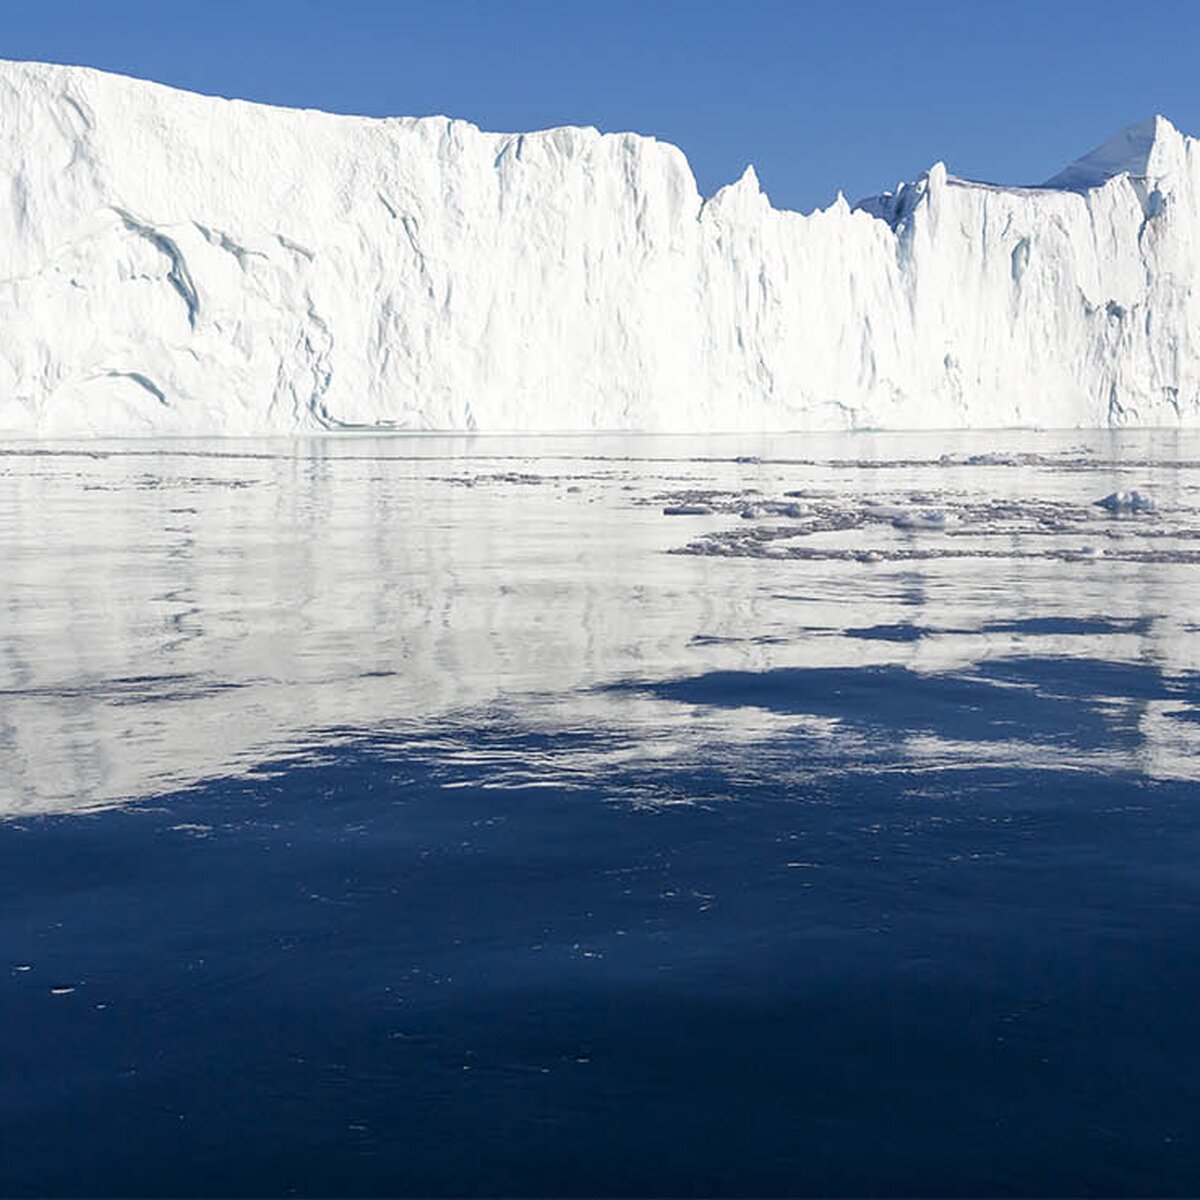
[1,59,1198,435]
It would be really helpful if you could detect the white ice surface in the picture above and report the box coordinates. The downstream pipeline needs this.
[1,60,1199,434]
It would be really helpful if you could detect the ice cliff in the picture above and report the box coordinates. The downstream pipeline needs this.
[1,60,1198,434]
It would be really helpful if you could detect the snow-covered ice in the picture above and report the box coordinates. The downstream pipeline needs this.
[1,61,1200,434]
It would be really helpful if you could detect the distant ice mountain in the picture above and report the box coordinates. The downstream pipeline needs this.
[0,59,1197,434]
[1041,116,1169,191]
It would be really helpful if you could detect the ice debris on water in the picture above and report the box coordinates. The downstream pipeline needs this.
[1095,489,1156,513]
[891,509,947,530]
[749,500,807,519]
[663,504,714,516]
[654,466,1200,565]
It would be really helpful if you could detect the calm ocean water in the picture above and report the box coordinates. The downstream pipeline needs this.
[3,431,1200,1196]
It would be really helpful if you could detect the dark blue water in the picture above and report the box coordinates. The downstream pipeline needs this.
[4,434,1200,1195]
[5,664,1200,1195]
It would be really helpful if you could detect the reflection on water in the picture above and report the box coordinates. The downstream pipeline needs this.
[4,430,1200,812]
[6,431,1200,1195]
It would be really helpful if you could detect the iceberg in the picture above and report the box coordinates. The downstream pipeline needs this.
[0,59,1198,435]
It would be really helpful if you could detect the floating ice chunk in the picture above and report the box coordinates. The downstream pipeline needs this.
[663,504,713,516]
[891,509,947,530]
[739,505,762,519]
[863,502,911,521]
[965,452,1019,466]
[1065,544,1106,560]
[761,500,807,518]
[1095,489,1157,513]
[170,822,212,836]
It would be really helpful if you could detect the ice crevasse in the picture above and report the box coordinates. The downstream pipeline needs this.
[1,58,1198,435]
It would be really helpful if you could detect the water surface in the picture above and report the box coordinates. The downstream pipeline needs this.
[3,431,1200,1195]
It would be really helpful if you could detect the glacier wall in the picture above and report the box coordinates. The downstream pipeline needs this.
[1,59,1199,434]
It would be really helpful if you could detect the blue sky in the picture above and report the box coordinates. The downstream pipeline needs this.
[5,0,1200,212]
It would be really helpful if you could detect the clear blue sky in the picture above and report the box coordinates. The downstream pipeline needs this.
[6,0,1200,212]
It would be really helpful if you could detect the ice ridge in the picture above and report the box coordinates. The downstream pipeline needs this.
[0,59,1198,435]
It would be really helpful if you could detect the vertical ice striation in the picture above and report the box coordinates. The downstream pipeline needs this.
[0,59,1197,434]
